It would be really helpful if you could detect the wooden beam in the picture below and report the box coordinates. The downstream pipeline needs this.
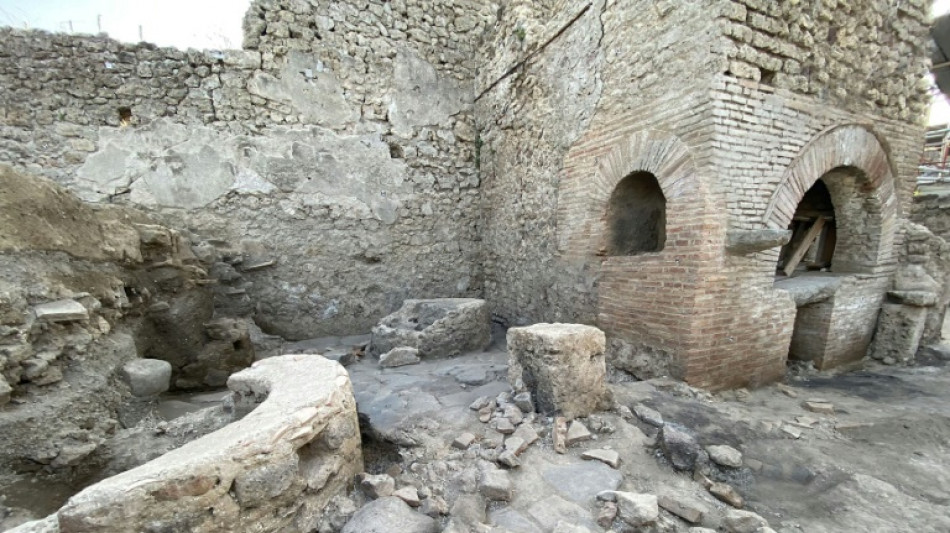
[782,218,826,277]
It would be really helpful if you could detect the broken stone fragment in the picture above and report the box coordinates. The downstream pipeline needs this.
[497,449,521,468]
[479,469,512,501]
[119,359,172,397]
[802,400,834,414]
[706,444,743,468]
[633,403,664,427]
[511,424,539,450]
[379,346,421,368]
[657,493,709,524]
[615,492,659,526]
[342,497,438,533]
[659,424,701,471]
[478,406,492,423]
[776,383,798,398]
[494,417,516,434]
[32,366,63,386]
[470,395,491,410]
[33,299,89,322]
[723,509,770,533]
[581,448,621,469]
[453,432,476,449]
[360,473,396,499]
[393,486,421,507]
[503,404,524,425]
[513,391,534,412]
[597,501,618,528]
[565,420,592,446]
[708,482,744,508]
[504,436,526,455]
[553,416,568,454]
[21,358,50,381]
[781,425,803,439]
[52,442,98,467]
[420,495,448,517]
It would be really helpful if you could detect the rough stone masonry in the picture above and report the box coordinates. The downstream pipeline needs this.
[0,0,941,392]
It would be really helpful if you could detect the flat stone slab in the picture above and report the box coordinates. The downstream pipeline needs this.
[541,461,623,504]
[33,299,88,322]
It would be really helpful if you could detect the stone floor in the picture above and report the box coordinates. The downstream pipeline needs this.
[7,334,949,533]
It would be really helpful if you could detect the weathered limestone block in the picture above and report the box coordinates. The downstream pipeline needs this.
[507,323,608,419]
[370,299,490,359]
[54,354,362,532]
[869,303,928,364]
[118,358,172,397]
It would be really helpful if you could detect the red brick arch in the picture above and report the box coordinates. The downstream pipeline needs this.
[557,129,718,257]
[762,124,898,271]
[763,125,897,227]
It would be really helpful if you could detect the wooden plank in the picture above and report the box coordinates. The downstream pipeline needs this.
[782,218,826,277]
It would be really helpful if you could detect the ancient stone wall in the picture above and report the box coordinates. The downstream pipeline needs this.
[719,0,931,122]
[0,0,498,339]
[912,191,950,242]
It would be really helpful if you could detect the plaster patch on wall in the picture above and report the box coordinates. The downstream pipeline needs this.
[76,120,410,221]
[247,51,357,128]
[389,46,471,138]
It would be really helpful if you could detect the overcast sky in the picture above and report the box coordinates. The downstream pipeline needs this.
[0,0,249,49]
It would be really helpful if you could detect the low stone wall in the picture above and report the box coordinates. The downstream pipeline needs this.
[14,354,362,533]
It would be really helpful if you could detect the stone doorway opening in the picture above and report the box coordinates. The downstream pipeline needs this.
[604,171,666,256]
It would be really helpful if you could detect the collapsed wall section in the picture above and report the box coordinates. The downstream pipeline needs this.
[0,0,498,339]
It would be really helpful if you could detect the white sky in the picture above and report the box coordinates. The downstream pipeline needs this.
[3,0,950,125]
[0,0,249,49]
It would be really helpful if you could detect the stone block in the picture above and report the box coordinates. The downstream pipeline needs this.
[379,346,421,368]
[370,299,490,359]
[868,303,927,364]
[33,299,88,322]
[507,323,608,419]
[119,359,172,397]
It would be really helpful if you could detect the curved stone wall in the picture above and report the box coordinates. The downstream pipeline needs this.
[13,354,362,533]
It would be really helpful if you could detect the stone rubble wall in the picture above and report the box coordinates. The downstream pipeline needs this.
[0,0,499,339]
[11,354,362,533]
[719,0,931,122]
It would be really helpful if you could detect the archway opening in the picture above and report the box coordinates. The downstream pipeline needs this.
[776,165,886,368]
[777,180,837,276]
[605,171,666,256]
